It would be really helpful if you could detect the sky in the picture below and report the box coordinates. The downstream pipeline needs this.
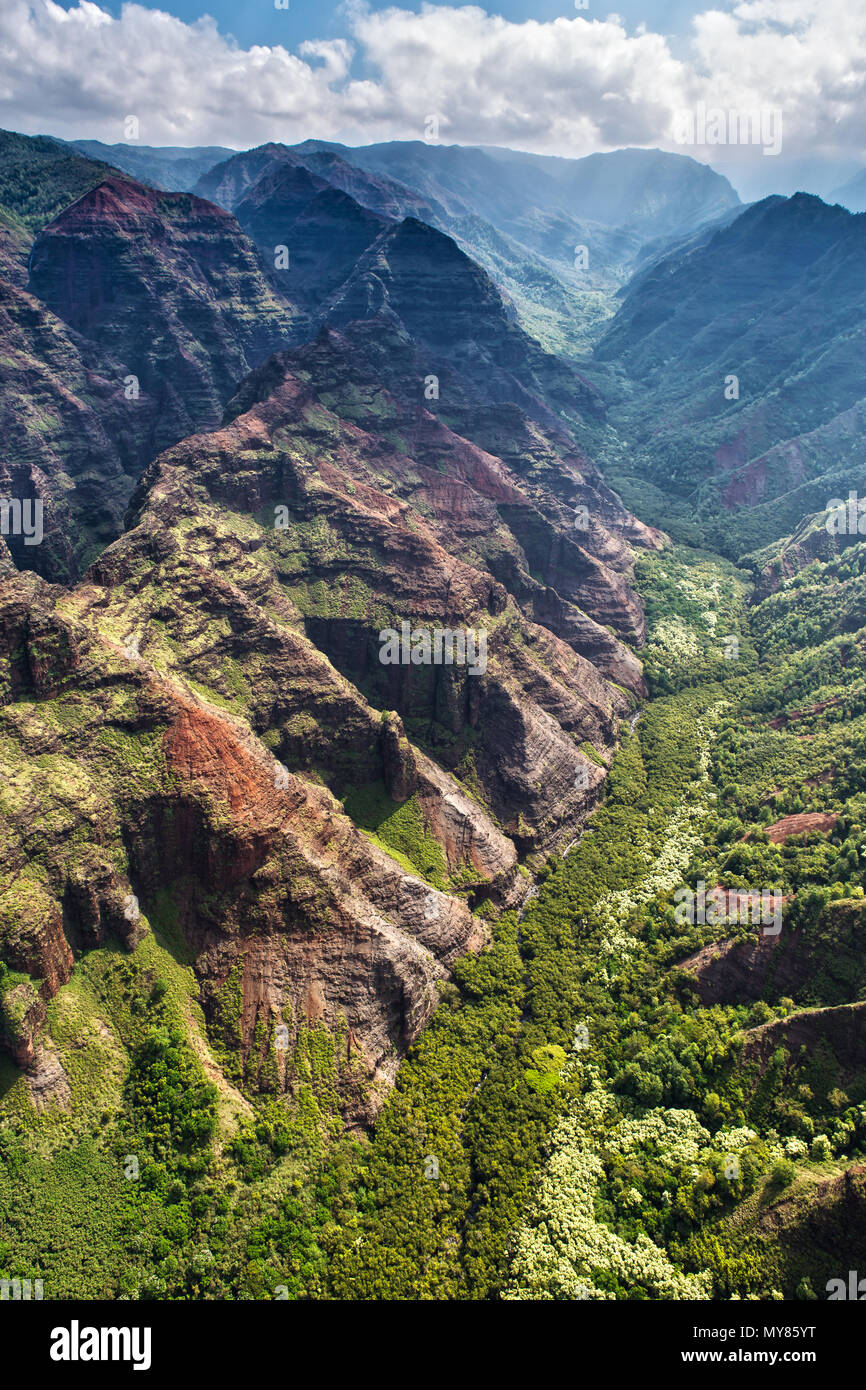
[0,0,864,198]
[24,0,708,56]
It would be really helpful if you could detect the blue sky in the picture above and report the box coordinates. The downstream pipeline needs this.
[77,1,703,53]
[1,1,863,198]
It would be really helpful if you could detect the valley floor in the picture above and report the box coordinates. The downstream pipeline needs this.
[3,538,866,1300]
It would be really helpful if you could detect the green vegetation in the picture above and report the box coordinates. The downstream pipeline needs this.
[0,130,118,232]
[343,782,448,889]
[5,505,866,1300]
[316,541,866,1299]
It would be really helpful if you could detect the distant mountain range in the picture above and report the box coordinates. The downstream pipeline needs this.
[832,167,866,215]
[593,191,866,558]
[10,126,864,584]
[46,134,740,358]
[63,138,236,194]
[197,139,741,359]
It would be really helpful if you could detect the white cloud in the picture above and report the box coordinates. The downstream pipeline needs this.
[0,0,863,168]
[691,0,866,153]
[349,6,687,152]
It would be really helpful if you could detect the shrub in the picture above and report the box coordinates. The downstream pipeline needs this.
[770,1158,796,1189]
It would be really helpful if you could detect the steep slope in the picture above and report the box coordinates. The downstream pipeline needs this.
[595,193,866,556]
[0,204,29,284]
[232,162,391,314]
[194,142,622,357]
[226,321,656,673]
[29,177,297,454]
[0,131,307,585]
[196,143,436,227]
[0,129,121,232]
[0,569,487,1123]
[0,275,147,579]
[220,156,613,448]
[321,218,605,434]
[0,172,297,582]
[0,138,162,580]
[0,128,671,1293]
[9,122,866,1307]
[0,320,653,1117]
[196,141,739,358]
[195,141,603,355]
[106,327,640,831]
[293,141,739,260]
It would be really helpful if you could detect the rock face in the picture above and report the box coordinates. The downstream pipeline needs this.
[740,1001,866,1084]
[216,150,618,439]
[0,136,662,615]
[322,216,606,430]
[0,141,298,585]
[195,140,740,359]
[0,571,488,1121]
[0,275,144,580]
[381,711,417,802]
[0,309,650,1113]
[225,322,657,682]
[0,130,658,1118]
[111,325,641,838]
[233,162,391,315]
[0,979,47,1069]
[595,193,866,557]
[23,1049,71,1111]
[157,697,488,1116]
[677,898,866,1010]
[29,177,297,460]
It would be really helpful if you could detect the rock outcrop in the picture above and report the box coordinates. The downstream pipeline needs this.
[29,177,296,460]
[0,308,649,1112]
[0,136,659,1120]
[0,571,488,1120]
[677,898,866,1010]
[0,162,297,584]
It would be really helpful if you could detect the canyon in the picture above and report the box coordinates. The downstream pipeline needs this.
[0,131,662,1116]
[2,127,866,1304]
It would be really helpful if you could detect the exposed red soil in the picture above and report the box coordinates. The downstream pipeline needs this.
[769,697,840,729]
[765,812,838,843]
